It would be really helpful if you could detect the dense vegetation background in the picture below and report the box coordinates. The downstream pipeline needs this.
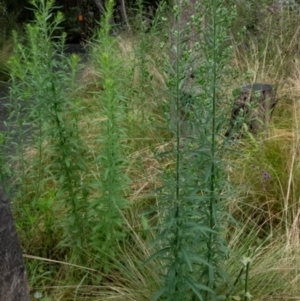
[1,0,300,300]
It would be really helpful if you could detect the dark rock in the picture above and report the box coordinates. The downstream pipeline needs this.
[0,185,30,301]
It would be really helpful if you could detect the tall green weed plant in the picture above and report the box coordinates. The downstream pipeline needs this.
[6,0,87,259]
[150,0,241,300]
[88,0,130,272]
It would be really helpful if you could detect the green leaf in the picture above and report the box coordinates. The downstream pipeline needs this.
[181,248,193,271]
[150,287,167,301]
[141,214,149,230]
[187,277,215,294]
[64,157,70,168]
[144,247,172,265]
[185,277,205,301]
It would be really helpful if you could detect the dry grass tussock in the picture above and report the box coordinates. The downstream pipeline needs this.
[221,30,300,298]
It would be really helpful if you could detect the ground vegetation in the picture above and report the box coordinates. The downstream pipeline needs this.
[0,0,300,300]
